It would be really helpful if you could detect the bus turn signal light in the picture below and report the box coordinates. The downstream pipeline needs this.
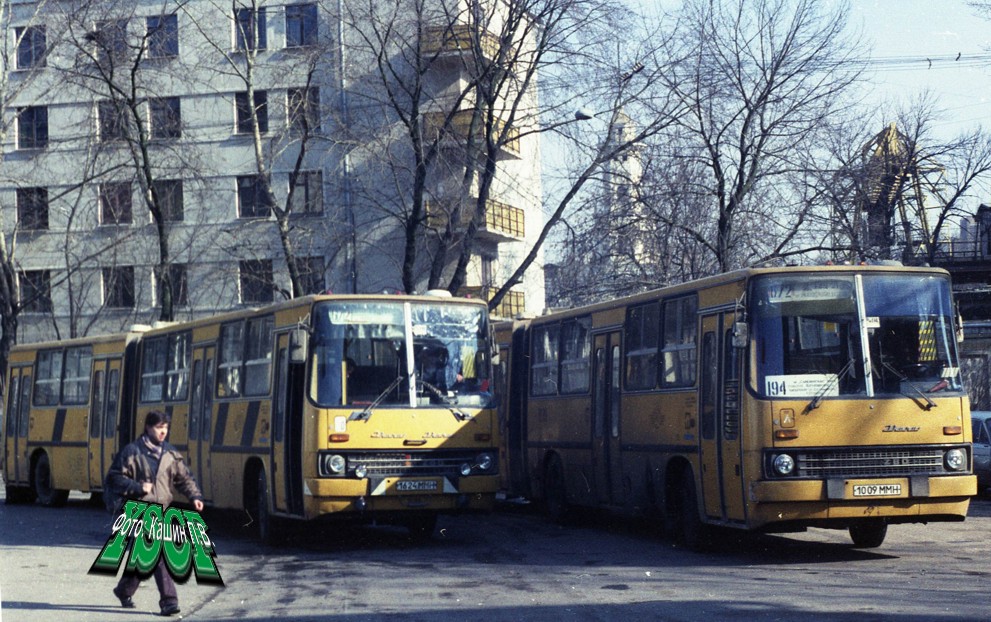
[943,426,962,436]
[329,433,350,443]
[774,430,799,440]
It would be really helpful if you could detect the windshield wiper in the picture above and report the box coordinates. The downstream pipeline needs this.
[420,380,472,421]
[349,374,406,422]
[880,361,937,411]
[808,358,855,411]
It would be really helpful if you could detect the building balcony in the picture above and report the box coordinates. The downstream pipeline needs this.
[460,286,525,319]
[422,110,520,160]
[425,197,525,243]
[420,25,500,60]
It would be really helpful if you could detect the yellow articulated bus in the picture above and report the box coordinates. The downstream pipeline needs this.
[3,331,139,505]
[3,293,500,542]
[495,265,976,548]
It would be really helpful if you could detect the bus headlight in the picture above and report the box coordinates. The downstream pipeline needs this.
[476,453,494,472]
[322,454,346,475]
[460,462,473,477]
[353,464,368,479]
[772,453,795,476]
[944,448,966,471]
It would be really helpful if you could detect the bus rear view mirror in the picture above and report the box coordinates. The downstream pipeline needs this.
[732,322,748,348]
[290,327,308,364]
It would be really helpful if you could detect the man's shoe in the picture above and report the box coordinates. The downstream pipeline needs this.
[160,603,181,616]
[112,587,135,609]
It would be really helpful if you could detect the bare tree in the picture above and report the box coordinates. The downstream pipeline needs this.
[186,0,333,300]
[342,0,683,317]
[658,0,863,273]
[52,0,214,322]
[1,0,60,374]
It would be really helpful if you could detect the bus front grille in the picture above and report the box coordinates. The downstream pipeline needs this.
[347,452,481,478]
[795,447,948,478]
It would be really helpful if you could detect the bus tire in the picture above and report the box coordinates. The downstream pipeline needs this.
[405,513,438,542]
[849,520,887,548]
[677,469,708,551]
[544,455,570,524]
[33,453,68,507]
[255,470,284,546]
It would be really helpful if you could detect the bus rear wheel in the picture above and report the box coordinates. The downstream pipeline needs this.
[33,454,68,507]
[849,520,887,548]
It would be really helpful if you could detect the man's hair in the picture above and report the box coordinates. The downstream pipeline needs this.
[144,410,172,428]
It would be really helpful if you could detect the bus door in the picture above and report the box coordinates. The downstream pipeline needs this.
[272,335,289,512]
[592,331,623,505]
[88,358,122,489]
[277,332,305,516]
[4,367,32,485]
[188,346,215,500]
[698,313,746,523]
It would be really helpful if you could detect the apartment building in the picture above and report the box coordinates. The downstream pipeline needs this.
[2,0,544,342]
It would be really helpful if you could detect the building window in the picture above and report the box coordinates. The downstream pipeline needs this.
[150,97,181,139]
[16,187,49,230]
[93,19,129,66]
[239,259,274,304]
[146,14,178,58]
[288,170,323,214]
[16,106,48,149]
[152,179,183,222]
[19,270,52,313]
[98,100,126,142]
[237,175,273,218]
[15,26,47,69]
[293,256,325,295]
[235,90,268,134]
[285,4,318,47]
[103,266,136,309]
[100,182,133,225]
[234,7,267,51]
[287,87,320,133]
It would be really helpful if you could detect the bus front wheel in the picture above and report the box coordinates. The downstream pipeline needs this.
[33,454,68,507]
[849,520,887,548]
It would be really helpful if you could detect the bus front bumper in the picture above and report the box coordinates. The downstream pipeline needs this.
[747,475,976,527]
[302,475,500,516]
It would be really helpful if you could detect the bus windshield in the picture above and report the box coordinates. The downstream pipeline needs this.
[751,273,962,400]
[310,300,492,408]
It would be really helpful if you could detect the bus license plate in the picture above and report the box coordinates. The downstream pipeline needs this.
[852,483,902,497]
[396,480,438,492]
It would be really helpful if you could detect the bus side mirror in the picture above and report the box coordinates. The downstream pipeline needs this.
[732,322,748,348]
[290,328,308,364]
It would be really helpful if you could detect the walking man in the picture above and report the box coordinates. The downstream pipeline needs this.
[105,410,204,616]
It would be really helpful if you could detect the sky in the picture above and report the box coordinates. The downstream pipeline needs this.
[849,0,991,137]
